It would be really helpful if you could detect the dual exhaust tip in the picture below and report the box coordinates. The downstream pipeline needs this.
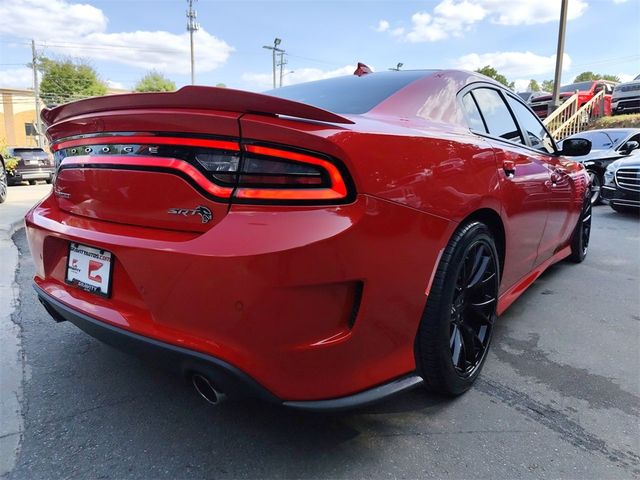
[191,373,227,406]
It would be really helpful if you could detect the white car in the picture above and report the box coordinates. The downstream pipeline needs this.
[612,74,640,115]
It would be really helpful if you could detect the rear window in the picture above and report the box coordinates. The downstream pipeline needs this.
[9,148,48,159]
[265,71,434,114]
[559,82,594,93]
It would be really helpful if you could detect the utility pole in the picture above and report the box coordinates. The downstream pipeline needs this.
[186,0,199,85]
[550,0,568,113]
[262,38,283,89]
[31,39,43,148]
[277,51,287,88]
[389,62,403,71]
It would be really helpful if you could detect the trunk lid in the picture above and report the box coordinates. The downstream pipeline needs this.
[44,87,353,232]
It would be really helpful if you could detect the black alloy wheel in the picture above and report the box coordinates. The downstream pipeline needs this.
[568,192,592,262]
[416,222,500,395]
[449,240,499,377]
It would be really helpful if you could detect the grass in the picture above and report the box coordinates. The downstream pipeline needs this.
[586,113,640,130]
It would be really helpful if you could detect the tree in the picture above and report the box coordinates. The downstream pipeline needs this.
[475,66,515,90]
[134,71,176,93]
[541,80,554,92]
[38,57,107,107]
[527,79,541,92]
[573,71,620,83]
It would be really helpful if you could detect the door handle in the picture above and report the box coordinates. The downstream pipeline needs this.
[502,160,516,178]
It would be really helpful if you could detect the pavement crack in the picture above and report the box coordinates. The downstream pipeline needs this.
[477,377,640,472]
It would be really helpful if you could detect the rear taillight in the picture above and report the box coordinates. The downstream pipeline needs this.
[52,134,354,204]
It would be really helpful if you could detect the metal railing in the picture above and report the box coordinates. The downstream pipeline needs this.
[543,90,606,140]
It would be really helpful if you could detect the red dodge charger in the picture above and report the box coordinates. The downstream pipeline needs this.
[26,69,592,410]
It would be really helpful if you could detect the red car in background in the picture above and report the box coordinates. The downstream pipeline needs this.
[27,70,592,410]
[530,80,617,119]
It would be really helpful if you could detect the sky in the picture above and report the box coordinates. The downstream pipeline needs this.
[0,0,638,94]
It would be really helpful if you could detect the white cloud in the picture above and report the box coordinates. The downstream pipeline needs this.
[485,0,588,25]
[0,68,33,90]
[513,79,532,92]
[455,51,572,76]
[383,0,588,43]
[616,73,635,83]
[106,80,125,90]
[0,0,106,39]
[375,20,390,32]
[0,0,233,75]
[241,65,357,92]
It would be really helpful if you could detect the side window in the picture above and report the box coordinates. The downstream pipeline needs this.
[506,96,555,154]
[461,93,487,133]
[472,88,523,144]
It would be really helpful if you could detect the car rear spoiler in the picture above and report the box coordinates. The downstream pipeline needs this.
[41,85,355,126]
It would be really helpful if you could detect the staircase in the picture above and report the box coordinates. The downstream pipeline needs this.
[542,90,606,140]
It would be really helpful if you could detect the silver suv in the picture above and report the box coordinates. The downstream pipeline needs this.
[612,74,640,115]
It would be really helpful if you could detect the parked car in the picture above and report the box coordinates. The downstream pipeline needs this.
[558,128,640,204]
[530,80,617,119]
[0,156,7,203]
[27,69,593,409]
[517,91,550,104]
[612,74,640,115]
[602,155,640,213]
[6,147,55,185]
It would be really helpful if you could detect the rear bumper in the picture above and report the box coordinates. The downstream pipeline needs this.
[36,285,423,410]
[26,192,451,401]
[9,167,54,183]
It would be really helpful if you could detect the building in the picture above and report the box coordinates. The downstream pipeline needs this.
[0,87,40,148]
[1,87,131,149]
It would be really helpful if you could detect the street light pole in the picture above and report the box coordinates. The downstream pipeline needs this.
[186,0,199,85]
[31,39,43,148]
[262,38,284,89]
[551,0,568,113]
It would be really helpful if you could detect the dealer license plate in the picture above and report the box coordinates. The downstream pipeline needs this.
[65,243,113,297]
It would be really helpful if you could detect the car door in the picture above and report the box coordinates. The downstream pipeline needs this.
[504,93,574,264]
[465,87,551,292]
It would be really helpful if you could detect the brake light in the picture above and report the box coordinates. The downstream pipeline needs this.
[52,134,353,204]
[234,145,349,202]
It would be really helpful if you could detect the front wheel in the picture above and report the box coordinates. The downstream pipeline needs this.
[587,170,602,205]
[415,222,499,396]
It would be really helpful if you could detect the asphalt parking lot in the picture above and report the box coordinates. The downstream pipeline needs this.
[4,203,640,479]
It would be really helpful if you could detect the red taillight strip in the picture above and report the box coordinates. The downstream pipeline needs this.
[51,135,240,152]
[239,144,348,200]
[60,155,233,198]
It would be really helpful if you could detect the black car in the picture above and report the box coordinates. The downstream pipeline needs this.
[558,128,640,204]
[602,156,640,213]
[5,147,55,185]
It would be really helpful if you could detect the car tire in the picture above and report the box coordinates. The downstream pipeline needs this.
[568,193,592,263]
[587,170,602,205]
[415,221,499,396]
[45,177,52,184]
[28,180,37,185]
[0,163,7,204]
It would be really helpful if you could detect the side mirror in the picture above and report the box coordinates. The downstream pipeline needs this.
[620,140,639,155]
[560,138,592,156]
